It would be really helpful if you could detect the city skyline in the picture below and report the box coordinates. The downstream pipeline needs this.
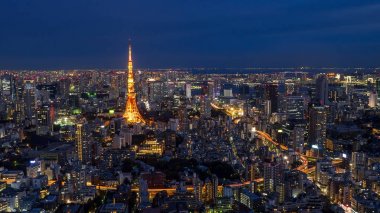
[0,1,380,213]
[0,48,380,212]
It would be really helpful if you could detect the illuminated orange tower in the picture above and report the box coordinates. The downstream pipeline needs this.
[123,41,145,124]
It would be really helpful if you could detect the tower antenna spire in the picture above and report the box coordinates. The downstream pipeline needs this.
[128,38,132,62]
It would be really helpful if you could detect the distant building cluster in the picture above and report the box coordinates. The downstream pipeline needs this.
[0,46,380,212]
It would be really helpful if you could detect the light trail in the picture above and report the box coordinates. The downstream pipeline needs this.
[210,101,343,175]
[92,102,344,194]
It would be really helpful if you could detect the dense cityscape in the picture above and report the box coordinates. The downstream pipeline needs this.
[0,41,379,213]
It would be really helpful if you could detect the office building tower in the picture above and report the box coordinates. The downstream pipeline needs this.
[276,183,285,204]
[265,84,279,113]
[376,79,380,100]
[200,96,211,118]
[368,91,377,108]
[291,125,305,152]
[211,174,218,202]
[193,173,202,202]
[185,83,192,98]
[286,96,305,121]
[351,152,367,181]
[308,106,327,150]
[207,81,215,99]
[0,74,15,101]
[263,161,284,193]
[316,74,329,105]
[204,178,212,203]
[314,159,333,192]
[138,178,150,208]
[75,119,92,164]
[147,80,166,110]
[36,105,51,135]
[24,81,37,125]
[249,163,257,182]
[264,100,272,116]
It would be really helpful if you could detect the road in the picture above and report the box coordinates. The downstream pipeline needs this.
[95,102,342,194]
[211,102,343,175]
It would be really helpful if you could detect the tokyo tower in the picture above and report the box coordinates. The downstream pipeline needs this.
[123,41,145,124]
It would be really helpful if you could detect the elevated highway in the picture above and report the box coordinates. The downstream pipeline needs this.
[211,101,343,175]
[94,102,342,194]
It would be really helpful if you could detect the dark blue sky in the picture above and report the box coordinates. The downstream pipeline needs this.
[1,0,380,69]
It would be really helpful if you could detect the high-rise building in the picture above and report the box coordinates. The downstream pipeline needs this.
[204,178,213,203]
[138,178,150,208]
[265,84,279,113]
[193,173,202,202]
[276,183,285,204]
[75,119,92,164]
[263,161,284,193]
[207,81,215,99]
[308,106,327,150]
[376,79,380,100]
[291,124,305,152]
[185,83,192,99]
[286,96,305,121]
[351,152,367,181]
[314,159,333,193]
[0,74,15,101]
[316,74,329,105]
[123,41,145,124]
[23,81,37,126]
[264,100,272,117]
[211,174,218,202]
[249,163,257,182]
[58,78,71,98]
[36,105,51,135]
[200,96,211,117]
[147,79,166,110]
[351,152,367,170]
[368,91,377,108]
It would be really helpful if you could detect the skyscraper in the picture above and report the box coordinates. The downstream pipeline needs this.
[0,74,15,101]
[286,96,305,121]
[75,119,92,164]
[265,84,279,113]
[264,100,272,117]
[193,173,202,202]
[263,161,284,193]
[376,79,380,100]
[36,105,51,135]
[23,80,37,126]
[291,124,305,152]
[185,83,192,99]
[368,91,377,108]
[123,41,145,124]
[308,106,327,150]
[316,74,329,105]
[211,174,218,202]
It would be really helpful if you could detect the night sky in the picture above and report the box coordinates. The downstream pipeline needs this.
[1,0,380,69]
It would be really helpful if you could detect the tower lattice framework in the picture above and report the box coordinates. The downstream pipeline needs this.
[123,42,145,124]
